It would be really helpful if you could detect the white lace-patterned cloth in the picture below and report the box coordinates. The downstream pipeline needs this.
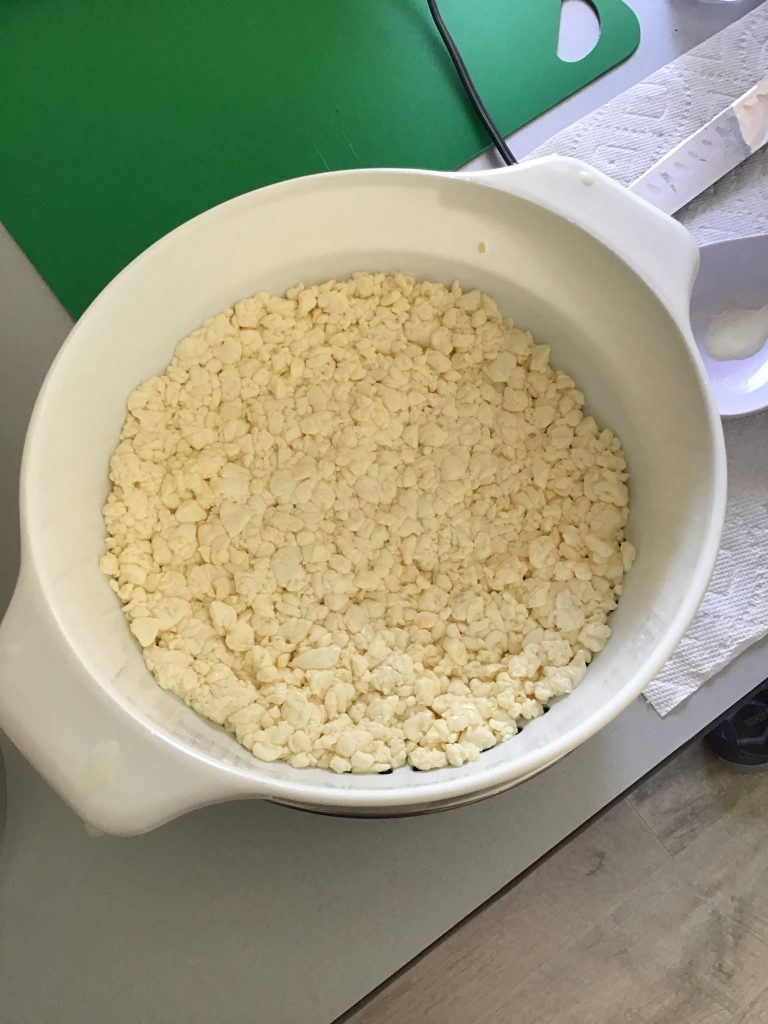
[529,2,768,715]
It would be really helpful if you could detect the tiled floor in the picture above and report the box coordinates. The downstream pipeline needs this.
[346,743,768,1024]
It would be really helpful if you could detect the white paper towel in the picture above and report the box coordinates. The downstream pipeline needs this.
[645,413,768,713]
[530,3,768,714]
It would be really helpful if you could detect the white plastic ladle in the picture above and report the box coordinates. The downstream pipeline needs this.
[689,234,768,417]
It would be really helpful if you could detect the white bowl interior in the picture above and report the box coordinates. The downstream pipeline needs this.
[23,170,720,805]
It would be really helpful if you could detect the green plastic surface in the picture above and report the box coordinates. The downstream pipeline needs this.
[0,0,639,317]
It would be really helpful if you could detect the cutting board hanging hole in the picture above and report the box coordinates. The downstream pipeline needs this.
[557,0,602,62]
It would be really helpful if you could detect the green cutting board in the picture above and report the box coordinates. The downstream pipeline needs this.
[0,0,639,317]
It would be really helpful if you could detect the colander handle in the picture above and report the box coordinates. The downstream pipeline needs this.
[0,568,255,835]
[464,155,699,330]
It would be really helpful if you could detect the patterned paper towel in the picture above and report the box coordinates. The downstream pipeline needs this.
[529,3,768,714]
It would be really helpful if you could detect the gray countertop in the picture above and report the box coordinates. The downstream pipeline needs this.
[1,3,765,1022]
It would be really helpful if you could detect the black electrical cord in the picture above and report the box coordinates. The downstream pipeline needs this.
[426,0,517,166]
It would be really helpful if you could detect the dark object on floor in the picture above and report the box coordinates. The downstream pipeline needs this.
[707,687,768,770]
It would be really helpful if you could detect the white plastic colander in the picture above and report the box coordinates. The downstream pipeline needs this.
[0,158,726,834]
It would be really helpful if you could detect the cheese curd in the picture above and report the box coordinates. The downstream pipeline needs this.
[101,273,635,773]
